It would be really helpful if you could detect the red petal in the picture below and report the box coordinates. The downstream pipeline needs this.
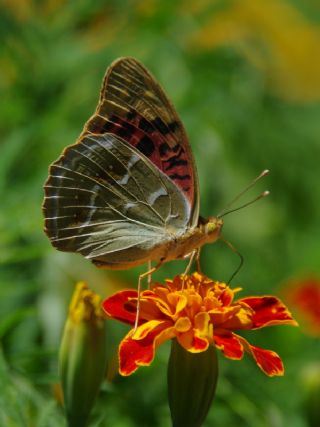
[192,335,209,351]
[220,287,235,306]
[237,336,284,376]
[102,290,138,324]
[119,332,156,376]
[239,296,297,328]
[177,331,209,353]
[214,332,244,359]
[286,278,320,314]
[248,345,284,376]
[284,278,320,335]
[119,323,174,376]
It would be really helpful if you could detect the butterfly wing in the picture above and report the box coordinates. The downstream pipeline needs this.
[43,133,190,268]
[80,57,199,227]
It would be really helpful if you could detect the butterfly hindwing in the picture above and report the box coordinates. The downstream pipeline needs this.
[80,57,199,226]
[43,133,190,268]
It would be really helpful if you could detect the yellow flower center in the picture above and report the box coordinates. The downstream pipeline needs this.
[152,272,253,334]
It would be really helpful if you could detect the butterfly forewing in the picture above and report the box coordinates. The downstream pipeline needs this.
[81,57,199,226]
[43,133,190,268]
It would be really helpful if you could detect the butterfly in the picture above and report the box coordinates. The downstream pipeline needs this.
[43,57,223,275]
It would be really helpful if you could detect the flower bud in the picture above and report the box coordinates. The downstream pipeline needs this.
[302,363,320,427]
[167,339,218,427]
[59,282,107,427]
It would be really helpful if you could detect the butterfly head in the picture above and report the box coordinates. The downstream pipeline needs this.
[199,216,223,243]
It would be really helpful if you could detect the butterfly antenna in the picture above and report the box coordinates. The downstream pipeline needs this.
[217,169,269,218]
[219,190,270,218]
[220,237,244,284]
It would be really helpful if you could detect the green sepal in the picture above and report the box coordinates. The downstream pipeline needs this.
[167,339,218,427]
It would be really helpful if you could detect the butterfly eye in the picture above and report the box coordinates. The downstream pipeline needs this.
[205,218,223,238]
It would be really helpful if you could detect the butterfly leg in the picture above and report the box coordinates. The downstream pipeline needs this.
[195,248,202,273]
[147,260,152,288]
[133,260,163,332]
[181,249,197,289]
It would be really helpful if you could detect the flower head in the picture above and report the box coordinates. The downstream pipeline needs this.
[282,276,320,336]
[102,273,297,377]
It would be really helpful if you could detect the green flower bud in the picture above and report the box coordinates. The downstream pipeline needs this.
[167,339,218,427]
[302,363,320,427]
[59,282,107,427]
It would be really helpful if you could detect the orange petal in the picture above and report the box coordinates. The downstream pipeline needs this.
[239,296,298,328]
[193,312,212,351]
[138,296,169,320]
[188,335,209,352]
[237,336,284,377]
[132,319,172,340]
[119,332,156,376]
[142,289,174,316]
[282,278,320,336]
[119,323,175,376]
[220,287,235,306]
[142,288,187,318]
[250,345,284,377]
[152,284,170,301]
[167,292,188,315]
[212,304,253,330]
[214,332,244,360]
[175,312,211,353]
[175,317,192,333]
[186,293,203,314]
[177,330,209,353]
[102,290,138,324]
[103,289,167,325]
[194,312,212,339]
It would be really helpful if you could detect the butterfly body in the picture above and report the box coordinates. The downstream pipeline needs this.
[43,57,223,271]
[92,216,223,269]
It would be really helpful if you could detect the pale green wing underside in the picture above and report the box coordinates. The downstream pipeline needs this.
[43,133,190,267]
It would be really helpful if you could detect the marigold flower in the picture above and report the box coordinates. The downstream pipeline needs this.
[102,272,298,377]
[282,277,320,336]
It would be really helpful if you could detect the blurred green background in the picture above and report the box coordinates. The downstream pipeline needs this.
[1,0,320,426]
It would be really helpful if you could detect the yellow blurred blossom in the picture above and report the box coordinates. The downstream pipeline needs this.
[2,0,67,21]
[189,0,320,102]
